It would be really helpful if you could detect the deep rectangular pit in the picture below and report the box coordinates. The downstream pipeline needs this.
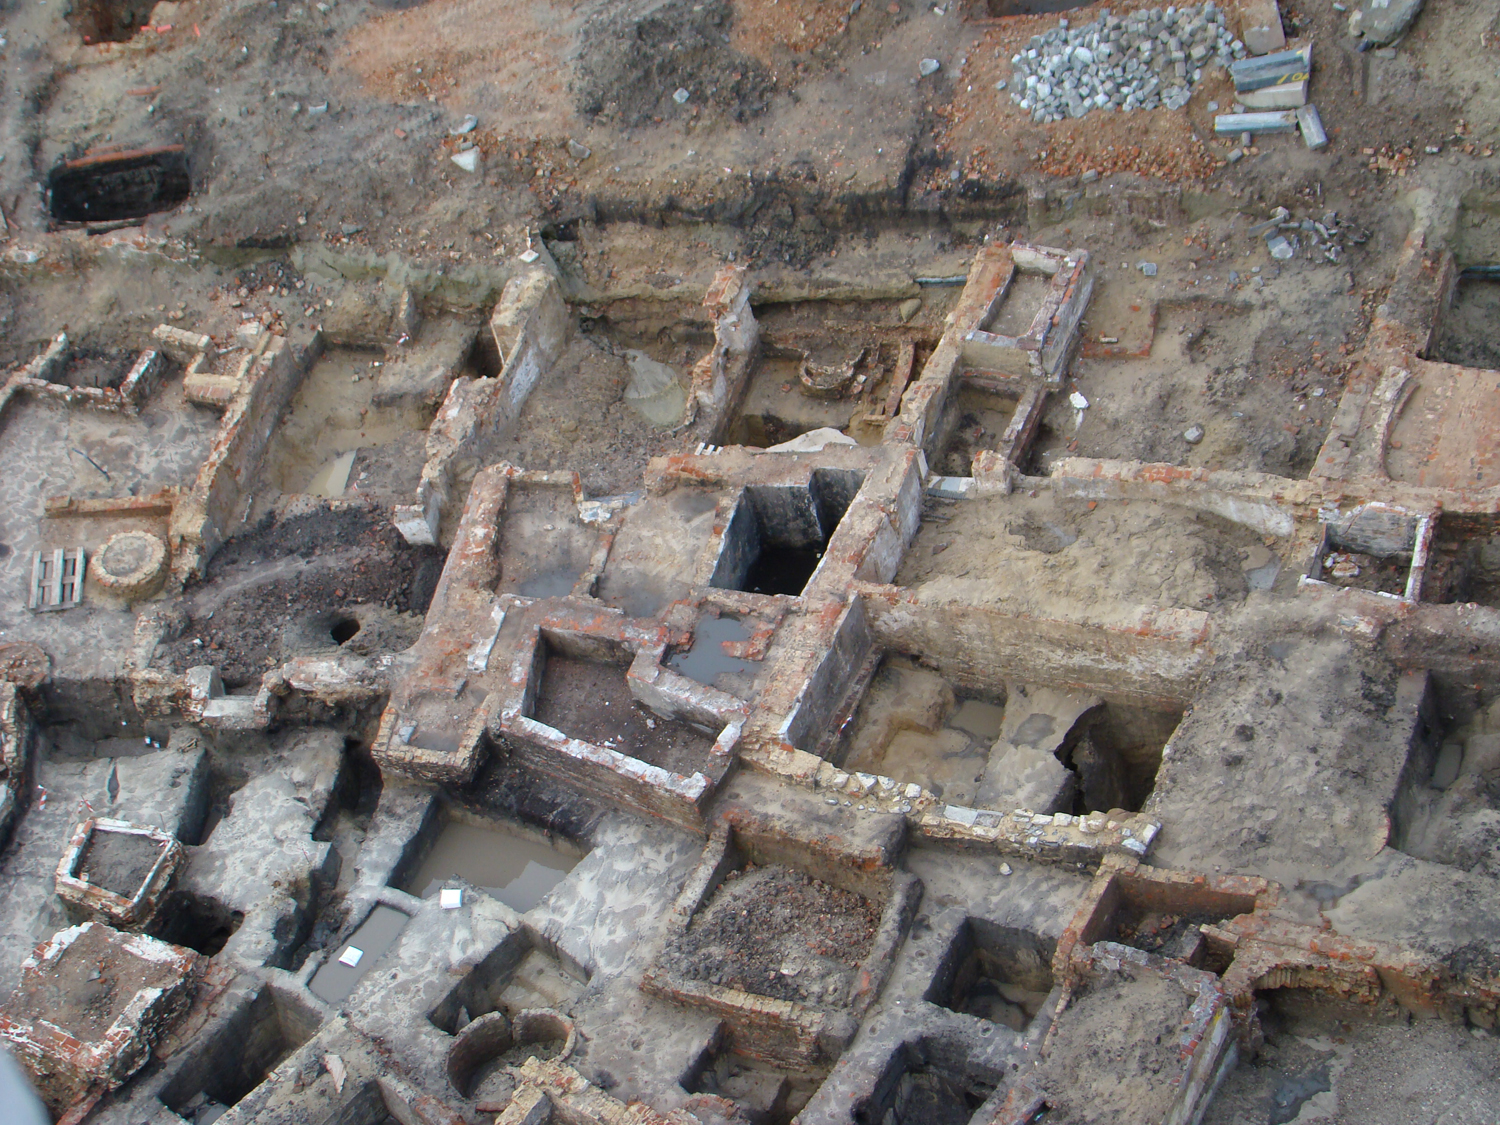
[934,385,1019,477]
[838,654,1007,807]
[495,482,599,599]
[307,904,410,1005]
[925,919,1055,1031]
[428,935,588,1036]
[1305,504,1423,599]
[1390,673,1500,875]
[1422,512,1500,607]
[854,1037,1001,1125]
[394,809,585,914]
[1078,870,1257,971]
[1053,701,1182,815]
[47,147,190,223]
[150,891,244,956]
[160,986,317,1120]
[838,655,1180,813]
[1431,275,1500,370]
[681,1045,829,1125]
[709,470,863,597]
[983,271,1053,337]
[260,347,437,500]
[532,639,721,776]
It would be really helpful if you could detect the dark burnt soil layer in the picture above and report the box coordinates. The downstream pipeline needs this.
[662,863,880,1006]
[161,503,445,687]
[534,655,720,776]
[79,830,165,898]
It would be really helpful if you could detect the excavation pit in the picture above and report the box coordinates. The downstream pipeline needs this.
[1432,276,1500,370]
[682,1045,829,1125]
[149,892,244,957]
[307,904,411,1006]
[1421,512,1500,607]
[533,646,721,777]
[159,986,317,1121]
[1303,503,1427,601]
[65,0,156,41]
[933,385,1020,477]
[925,919,1056,1031]
[260,348,437,502]
[837,655,1007,807]
[429,934,588,1040]
[709,472,863,598]
[666,613,760,695]
[445,1007,577,1100]
[1068,865,1258,971]
[47,146,190,223]
[644,821,922,1065]
[495,481,599,599]
[854,1037,1001,1125]
[395,811,585,914]
[728,348,869,449]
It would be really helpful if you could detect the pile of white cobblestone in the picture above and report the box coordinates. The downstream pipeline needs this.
[1008,4,1247,123]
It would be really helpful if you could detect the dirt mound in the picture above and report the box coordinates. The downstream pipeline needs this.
[573,0,775,127]
[661,863,880,1006]
[162,503,444,686]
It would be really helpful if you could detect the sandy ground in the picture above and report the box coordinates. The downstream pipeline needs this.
[896,490,1272,624]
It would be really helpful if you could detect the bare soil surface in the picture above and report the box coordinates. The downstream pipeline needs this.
[160,503,442,686]
[896,490,1271,623]
[79,830,165,897]
[661,863,881,1006]
[1204,992,1500,1125]
[533,656,721,777]
[1036,970,1193,1124]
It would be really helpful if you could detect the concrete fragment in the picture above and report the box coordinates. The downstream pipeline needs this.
[1356,0,1424,46]
[1296,103,1328,150]
[1184,424,1205,444]
[450,148,480,172]
[1239,0,1286,54]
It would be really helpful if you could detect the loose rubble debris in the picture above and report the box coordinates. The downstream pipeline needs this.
[1009,4,1245,121]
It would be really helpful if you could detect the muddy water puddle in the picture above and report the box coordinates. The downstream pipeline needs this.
[667,615,757,691]
[308,904,409,1005]
[406,821,579,913]
[262,349,435,497]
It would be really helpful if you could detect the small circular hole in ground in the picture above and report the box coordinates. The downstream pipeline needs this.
[330,617,361,645]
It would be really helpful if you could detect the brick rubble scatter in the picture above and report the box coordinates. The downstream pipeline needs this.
[1010,4,1245,122]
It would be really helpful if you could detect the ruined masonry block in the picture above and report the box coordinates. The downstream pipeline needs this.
[54,817,185,929]
[0,922,201,1119]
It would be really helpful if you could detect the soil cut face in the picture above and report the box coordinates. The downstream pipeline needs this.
[660,863,881,1006]
[1036,970,1193,1124]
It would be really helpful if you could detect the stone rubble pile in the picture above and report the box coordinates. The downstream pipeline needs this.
[1009,4,1246,123]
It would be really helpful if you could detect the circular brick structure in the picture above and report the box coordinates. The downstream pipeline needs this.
[90,530,168,602]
